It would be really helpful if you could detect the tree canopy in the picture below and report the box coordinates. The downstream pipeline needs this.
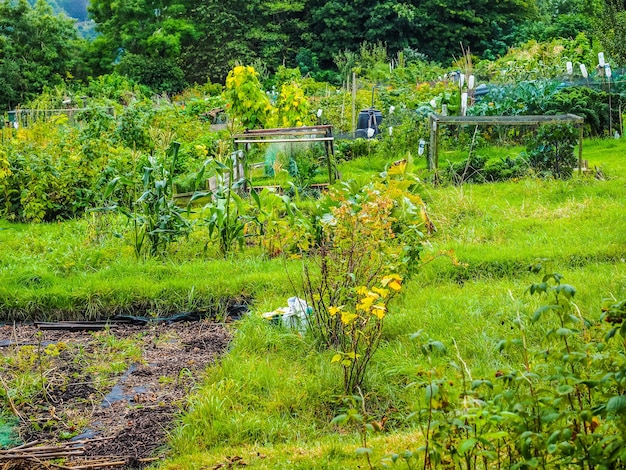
[0,0,81,109]
[0,0,617,106]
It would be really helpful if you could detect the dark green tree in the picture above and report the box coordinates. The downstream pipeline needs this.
[0,0,81,110]
[88,0,197,93]
[180,0,309,84]
[308,0,534,65]
[179,0,255,84]
[509,0,602,46]
[596,0,626,64]
[308,0,366,66]
[246,0,309,70]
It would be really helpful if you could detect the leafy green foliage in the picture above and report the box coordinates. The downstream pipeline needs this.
[445,154,529,184]
[88,0,196,92]
[541,86,625,137]
[224,66,272,130]
[475,35,596,83]
[524,124,579,178]
[0,118,114,222]
[191,153,261,257]
[386,271,626,469]
[470,81,563,117]
[0,0,81,110]
[595,0,626,65]
[302,171,432,393]
[102,142,191,258]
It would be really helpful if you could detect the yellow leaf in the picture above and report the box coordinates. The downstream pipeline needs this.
[341,311,358,325]
[329,306,341,316]
[382,274,402,284]
[331,353,342,363]
[371,305,386,319]
[389,280,402,291]
[388,162,406,175]
[372,287,388,298]
[357,296,375,311]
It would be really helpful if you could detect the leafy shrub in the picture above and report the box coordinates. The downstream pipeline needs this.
[541,86,625,137]
[474,35,595,84]
[273,81,311,128]
[389,271,626,469]
[224,66,272,130]
[445,154,528,184]
[302,170,433,393]
[0,121,112,222]
[524,124,578,179]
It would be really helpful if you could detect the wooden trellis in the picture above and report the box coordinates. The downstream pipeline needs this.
[428,113,585,173]
[233,125,337,190]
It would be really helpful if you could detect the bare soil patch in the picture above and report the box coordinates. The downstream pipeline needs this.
[0,319,232,469]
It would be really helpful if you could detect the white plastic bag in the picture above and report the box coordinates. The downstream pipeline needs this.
[262,297,313,334]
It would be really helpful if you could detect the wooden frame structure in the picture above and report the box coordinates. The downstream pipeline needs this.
[6,107,114,127]
[428,113,585,174]
[233,125,337,189]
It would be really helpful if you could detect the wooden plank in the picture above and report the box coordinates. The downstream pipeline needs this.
[429,113,584,126]
[233,125,332,138]
[233,137,334,144]
[242,124,332,133]
[232,130,332,138]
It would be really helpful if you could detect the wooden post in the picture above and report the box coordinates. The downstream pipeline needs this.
[578,124,584,176]
[428,114,439,170]
[352,71,357,135]
[326,128,335,184]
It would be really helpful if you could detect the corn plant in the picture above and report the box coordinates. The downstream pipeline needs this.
[102,141,191,258]
[191,152,261,257]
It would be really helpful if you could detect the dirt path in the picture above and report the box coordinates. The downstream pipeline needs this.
[0,319,232,468]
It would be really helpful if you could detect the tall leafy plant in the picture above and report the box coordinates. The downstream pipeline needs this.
[302,171,432,393]
[103,142,191,258]
[191,152,261,257]
[224,66,273,130]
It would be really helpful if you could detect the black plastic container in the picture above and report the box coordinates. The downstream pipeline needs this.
[355,108,383,139]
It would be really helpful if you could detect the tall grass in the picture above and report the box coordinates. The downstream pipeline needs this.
[1,138,625,468]
[164,139,626,468]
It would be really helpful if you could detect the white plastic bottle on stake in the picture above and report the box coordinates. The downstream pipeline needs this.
[461,93,468,116]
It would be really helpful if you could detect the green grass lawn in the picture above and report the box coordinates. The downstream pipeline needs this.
[0,137,625,468]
